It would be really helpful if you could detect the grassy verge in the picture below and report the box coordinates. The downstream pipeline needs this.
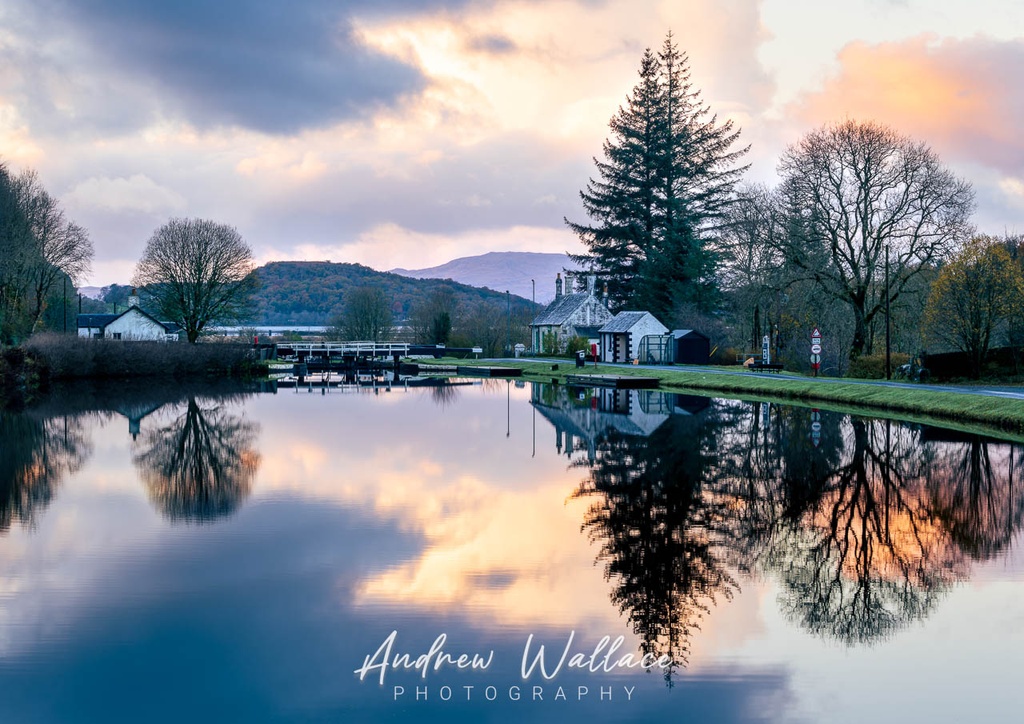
[418,357,1024,441]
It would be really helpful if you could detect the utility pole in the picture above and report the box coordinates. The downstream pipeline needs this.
[885,245,892,380]
[506,290,511,356]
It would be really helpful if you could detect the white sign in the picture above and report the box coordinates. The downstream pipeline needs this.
[810,343,822,354]
[810,353,821,364]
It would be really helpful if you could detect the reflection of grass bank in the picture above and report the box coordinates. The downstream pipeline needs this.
[420,358,1024,438]
[2,335,269,408]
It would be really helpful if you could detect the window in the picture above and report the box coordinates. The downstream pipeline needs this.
[112,332,122,340]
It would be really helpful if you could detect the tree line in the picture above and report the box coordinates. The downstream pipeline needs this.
[570,32,1015,377]
[0,164,93,344]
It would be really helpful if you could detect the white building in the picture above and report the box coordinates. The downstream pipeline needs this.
[77,291,181,341]
[530,273,613,353]
[599,311,668,363]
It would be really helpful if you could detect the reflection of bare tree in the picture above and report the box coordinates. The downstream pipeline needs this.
[0,414,91,533]
[927,437,1024,561]
[132,398,260,524]
[744,419,967,644]
[573,414,738,681]
[430,382,460,408]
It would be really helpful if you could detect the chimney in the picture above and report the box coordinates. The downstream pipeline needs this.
[587,275,596,296]
[602,283,608,305]
[127,288,140,308]
[555,273,563,299]
[564,272,573,294]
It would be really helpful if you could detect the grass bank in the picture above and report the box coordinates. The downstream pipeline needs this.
[423,358,1024,440]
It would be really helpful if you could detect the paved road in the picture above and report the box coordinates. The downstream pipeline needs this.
[506,357,1024,401]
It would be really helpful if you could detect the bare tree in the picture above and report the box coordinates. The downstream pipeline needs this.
[778,121,973,361]
[1,165,92,342]
[133,218,258,343]
[13,170,93,330]
[328,286,392,341]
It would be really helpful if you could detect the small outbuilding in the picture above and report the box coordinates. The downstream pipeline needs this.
[670,329,711,365]
[599,311,668,364]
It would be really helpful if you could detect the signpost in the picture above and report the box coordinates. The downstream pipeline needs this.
[762,334,771,365]
[810,327,822,376]
[810,409,822,447]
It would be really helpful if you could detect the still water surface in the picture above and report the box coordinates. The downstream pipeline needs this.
[1,378,1023,723]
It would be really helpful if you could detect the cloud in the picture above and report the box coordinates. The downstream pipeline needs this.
[65,174,187,214]
[788,35,1024,174]
[8,0,484,135]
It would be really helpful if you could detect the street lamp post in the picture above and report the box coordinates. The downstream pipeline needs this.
[885,245,892,380]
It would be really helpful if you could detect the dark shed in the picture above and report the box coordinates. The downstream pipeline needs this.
[671,329,711,365]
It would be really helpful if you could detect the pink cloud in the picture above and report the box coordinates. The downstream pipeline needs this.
[789,35,1024,174]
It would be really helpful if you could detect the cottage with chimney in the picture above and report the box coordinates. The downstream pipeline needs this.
[77,289,181,341]
[530,273,613,354]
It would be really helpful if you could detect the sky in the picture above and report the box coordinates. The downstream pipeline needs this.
[1,0,1022,287]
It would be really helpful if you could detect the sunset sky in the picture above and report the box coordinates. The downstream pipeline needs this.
[1,0,1022,286]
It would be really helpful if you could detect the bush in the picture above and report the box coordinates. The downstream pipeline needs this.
[23,334,267,379]
[566,336,589,355]
[846,352,910,379]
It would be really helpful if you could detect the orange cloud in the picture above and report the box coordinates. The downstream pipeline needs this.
[790,35,1024,173]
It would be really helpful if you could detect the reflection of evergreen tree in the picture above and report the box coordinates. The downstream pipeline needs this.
[574,413,737,681]
[563,379,1024,655]
[0,414,91,533]
[132,398,260,524]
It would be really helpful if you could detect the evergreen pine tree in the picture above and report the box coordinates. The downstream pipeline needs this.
[566,48,661,311]
[568,32,748,321]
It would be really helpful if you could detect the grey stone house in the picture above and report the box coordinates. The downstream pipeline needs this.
[530,273,613,353]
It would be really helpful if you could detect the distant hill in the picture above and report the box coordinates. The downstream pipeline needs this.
[253,260,534,325]
[390,251,582,304]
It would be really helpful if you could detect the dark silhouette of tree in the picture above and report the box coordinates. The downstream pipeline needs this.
[133,218,258,343]
[750,419,962,644]
[777,120,973,360]
[567,32,748,319]
[926,434,1024,561]
[0,413,91,533]
[328,285,393,341]
[132,397,260,523]
[573,412,738,682]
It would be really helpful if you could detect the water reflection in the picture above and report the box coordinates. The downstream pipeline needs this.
[132,397,261,524]
[0,413,91,533]
[572,414,739,681]
[546,387,1024,659]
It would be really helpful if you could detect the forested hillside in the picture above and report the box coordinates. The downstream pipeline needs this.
[253,261,532,325]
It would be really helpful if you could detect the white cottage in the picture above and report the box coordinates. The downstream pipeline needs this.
[530,273,613,353]
[599,311,668,363]
[77,292,180,341]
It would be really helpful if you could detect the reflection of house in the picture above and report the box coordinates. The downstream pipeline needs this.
[599,312,668,363]
[77,290,180,341]
[113,401,166,440]
[530,274,613,353]
[532,384,705,461]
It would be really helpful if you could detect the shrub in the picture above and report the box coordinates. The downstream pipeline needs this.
[846,352,910,379]
[23,334,267,379]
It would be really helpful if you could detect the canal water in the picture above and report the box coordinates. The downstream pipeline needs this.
[1,378,1022,723]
